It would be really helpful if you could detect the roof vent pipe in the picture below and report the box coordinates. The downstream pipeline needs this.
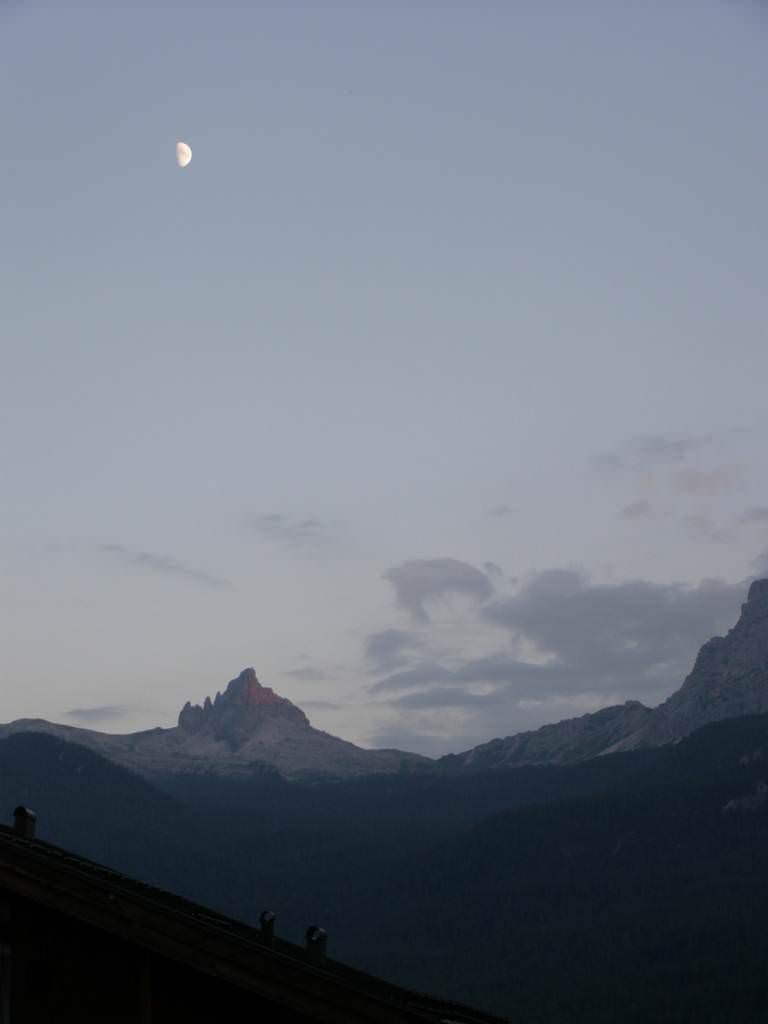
[259,910,275,946]
[13,807,37,839]
[305,925,327,966]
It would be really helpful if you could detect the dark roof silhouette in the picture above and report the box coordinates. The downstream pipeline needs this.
[0,812,505,1023]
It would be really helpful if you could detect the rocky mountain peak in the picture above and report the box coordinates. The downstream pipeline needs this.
[215,668,288,709]
[178,668,308,735]
[609,577,768,751]
[737,578,768,633]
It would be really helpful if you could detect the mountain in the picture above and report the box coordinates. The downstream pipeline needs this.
[443,577,768,772]
[5,578,768,783]
[342,712,768,1022]
[440,699,652,772]
[0,668,428,781]
[611,578,768,751]
[8,712,768,1021]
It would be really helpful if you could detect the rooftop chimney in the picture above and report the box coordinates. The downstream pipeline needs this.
[12,807,36,840]
[305,925,327,966]
[259,910,276,946]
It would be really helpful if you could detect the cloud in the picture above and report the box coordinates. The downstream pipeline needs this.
[483,561,505,580]
[482,570,743,694]
[284,667,329,682]
[383,558,495,624]
[740,507,768,526]
[621,500,655,520]
[751,550,768,575]
[251,514,335,548]
[301,699,341,712]
[371,570,746,743]
[63,705,134,724]
[364,628,423,673]
[672,466,741,497]
[593,434,707,472]
[393,688,495,710]
[489,504,515,518]
[681,514,734,544]
[371,653,554,697]
[97,544,231,589]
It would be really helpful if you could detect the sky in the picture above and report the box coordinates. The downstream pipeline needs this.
[1,1,768,756]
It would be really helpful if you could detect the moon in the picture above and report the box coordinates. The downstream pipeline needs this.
[176,141,192,168]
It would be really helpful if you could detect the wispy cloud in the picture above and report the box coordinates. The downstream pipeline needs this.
[593,434,708,473]
[364,628,424,673]
[301,699,342,712]
[394,687,496,710]
[371,653,554,698]
[681,514,734,544]
[741,506,768,526]
[250,514,338,549]
[752,549,768,574]
[97,544,231,589]
[672,466,741,497]
[621,499,656,521]
[483,561,505,581]
[597,435,743,526]
[285,667,329,682]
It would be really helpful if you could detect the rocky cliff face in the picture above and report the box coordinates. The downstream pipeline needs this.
[610,579,768,753]
[0,669,427,781]
[443,578,768,771]
[178,668,310,744]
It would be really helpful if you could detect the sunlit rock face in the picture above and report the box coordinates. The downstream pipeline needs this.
[178,669,310,744]
[0,668,427,782]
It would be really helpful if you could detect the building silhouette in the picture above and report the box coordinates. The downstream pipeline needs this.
[0,806,504,1023]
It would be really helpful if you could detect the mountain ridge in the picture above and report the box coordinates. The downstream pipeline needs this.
[4,578,768,779]
[6,711,768,1022]
[0,668,428,781]
[442,577,768,772]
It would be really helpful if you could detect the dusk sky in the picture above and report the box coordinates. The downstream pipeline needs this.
[2,2,768,756]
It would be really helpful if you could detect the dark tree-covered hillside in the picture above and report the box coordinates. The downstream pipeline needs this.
[4,717,768,1021]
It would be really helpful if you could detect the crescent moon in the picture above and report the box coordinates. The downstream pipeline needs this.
[176,141,192,168]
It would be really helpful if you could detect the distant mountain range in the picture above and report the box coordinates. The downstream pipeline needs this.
[4,579,768,1019]
[0,668,427,781]
[5,703,768,1021]
[4,578,768,780]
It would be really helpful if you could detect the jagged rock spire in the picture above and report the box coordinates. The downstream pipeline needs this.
[178,669,308,735]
